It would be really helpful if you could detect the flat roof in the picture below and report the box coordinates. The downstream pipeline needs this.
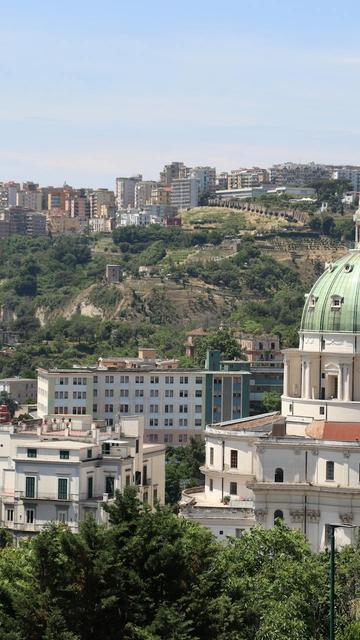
[16,440,90,449]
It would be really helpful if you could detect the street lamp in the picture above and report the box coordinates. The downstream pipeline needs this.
[328,524,356,640]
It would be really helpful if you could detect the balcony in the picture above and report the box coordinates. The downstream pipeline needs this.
[15,491,78,502]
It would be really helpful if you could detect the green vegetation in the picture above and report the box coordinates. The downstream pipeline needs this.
[165,439,205,504]
[0,487,359,639]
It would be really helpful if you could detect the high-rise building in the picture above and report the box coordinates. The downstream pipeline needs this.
[228,168,269,190]
[159,162,189,186]
[189,167,216,196]
[89,189,116,218]
[115,175,142,209]
[134,181,157,209]
[16,190,43,211]
[8,207,47,236]
[170,178,199,210]
[268,162,331,186]
[332,167,360,191]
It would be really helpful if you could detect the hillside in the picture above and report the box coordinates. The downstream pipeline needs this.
[0,211,352,377]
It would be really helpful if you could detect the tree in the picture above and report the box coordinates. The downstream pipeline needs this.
[0,391,17,418]
[261,391,281,413]
[194,328,246,367]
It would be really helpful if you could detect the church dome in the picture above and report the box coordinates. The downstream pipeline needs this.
[300,250,360,333]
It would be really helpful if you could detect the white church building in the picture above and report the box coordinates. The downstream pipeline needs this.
[180,213,360,551]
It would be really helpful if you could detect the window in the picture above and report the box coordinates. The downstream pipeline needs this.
[210,447,214,465]
[274,510,284,523]
[164,433,173,443]
[60,450,69,460]
[165,404,173,413]
[179,405,188,413]
[153,487,158,503]
[196,376,202,384]
[87,448,92,458]
[135,389,144,397]
[195,419,202,426]
[57,511,67,523]
[326,461,334,481]
[94,376,98,383]
[209,479,213,492]
[135,404,144,413]
[150,389,159,397]
[6,508,13,522]
[150,418,159,426]
[230,450,238,469]
[320,406,325,415]
[135,471,141,485]
[143,491,148,504]
[330,295,343,310]
[105,375,114,383]
[27,448,37,458]
[195,405,202,413]
[126,474,131,486]
[164,418,173,427]
[105,476,114,497]
[105,389,114,397]
[259,342,263,350]
[136,439,139,454]
[58,478,68,500]
[143,465,148,485]
[150,404,159,413]
[165,389,174,397]
[135,376,144,384]
[179,418,188,427]
[165,376,174,384]
[271,342,275,350]
[150,376,159,384]
[195,389,202,397]
[274,468,284,483]
[230,482,237,495]
[219,530,224,535]
[120,389,129,397]
[179,390,188,398]
[235,528,244,538]
[25,476,36,498]
[120,375,129,383]
[180,376,188,384]
[120,404,129,413]
[26,509,35,524]
[87,476,93,498]
[93,403,98,412]
[102,442,110,454]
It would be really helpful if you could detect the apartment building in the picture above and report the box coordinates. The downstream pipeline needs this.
[16,189,42,211]
[5,207,47,237]
[171,178,199,210]
[37,349,250,446]
[159,162,189,186]
[268,162,331,186]
[0,415,165,540]
[332,167,360,191]
[0,377,37,403]
[228,168,268,190]
[189,167,216,196]
[89,189,116,218]
[115,175,142,209]
[135,181,157,209]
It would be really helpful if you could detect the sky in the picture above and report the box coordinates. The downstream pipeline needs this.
[1,0,360,188]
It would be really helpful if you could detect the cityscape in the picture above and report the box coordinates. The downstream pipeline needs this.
[2,0,360,638]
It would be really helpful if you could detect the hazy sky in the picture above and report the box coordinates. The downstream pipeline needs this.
[1,0,360,188]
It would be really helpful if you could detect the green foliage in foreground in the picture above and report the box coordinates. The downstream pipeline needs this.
[0,487,359,639]
[165,439,205,505]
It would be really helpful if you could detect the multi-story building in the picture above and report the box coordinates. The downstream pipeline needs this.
[150,185,172,205]
[171,178,199,210]
[36,349,250,446]
[189,167,216,196]
[0,377,36,404]
[16,189,42,211]
[65,192,90,228]
[159,162,189,186]
[268,162,331,186]
[0,414,165,540]
[89,189,116,218]
[0,183,9,213]
[7,207,47,237]
[88,217,114,233]
[216,173,228,190]
[134,181,157,209]
[115,175,142,209]
[119,210,160,227]
[228,168,269,190]
[332,167,360,191]
[47,212,81,235]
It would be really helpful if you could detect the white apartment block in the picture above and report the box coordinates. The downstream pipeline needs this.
[116,176,142,210]
[37,349,250,446]
[189,167,216,196]
[170,178,199,210]
[0,415,165,541]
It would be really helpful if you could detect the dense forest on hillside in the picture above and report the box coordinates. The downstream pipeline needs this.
[0,487,359,640]
[0,208,353,377]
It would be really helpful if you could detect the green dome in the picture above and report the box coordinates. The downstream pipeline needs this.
[301,251,360,333]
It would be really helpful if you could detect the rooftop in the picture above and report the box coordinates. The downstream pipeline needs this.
[208,412,282,432]
[306,420,360,442]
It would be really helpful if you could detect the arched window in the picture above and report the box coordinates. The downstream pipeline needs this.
[274,467,284,483]
[274,510,284,523]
